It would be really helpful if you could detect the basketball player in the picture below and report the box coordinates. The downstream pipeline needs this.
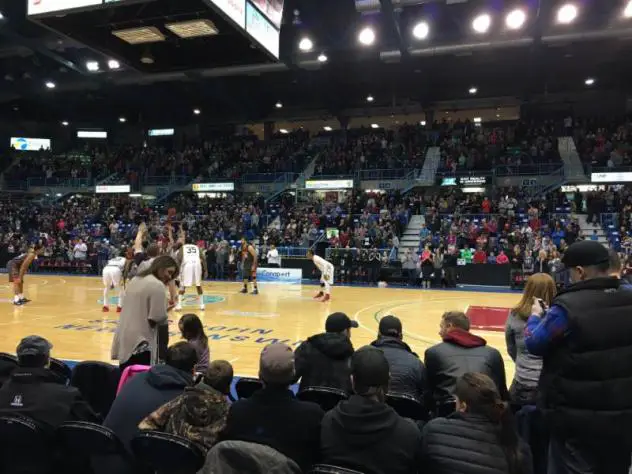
[240,237,258,295]
[176,238,207,311]
[102,252,128,313]
[7,244,43,306]
[307,249,334,302]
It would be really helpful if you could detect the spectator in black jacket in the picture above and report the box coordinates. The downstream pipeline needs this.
[320,346,422,474]
[443,247,458,287]
[370,315,425,401]
[425,311,508,414]
[221,343,324,471]
[0,335,98,428]
[294,312,356,393]
[422,372,532,474]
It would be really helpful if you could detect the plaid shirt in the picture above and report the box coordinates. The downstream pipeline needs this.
[524,305,570,356]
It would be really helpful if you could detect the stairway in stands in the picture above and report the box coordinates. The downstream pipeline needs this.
[576,213,609,247]
[417,147,440,186]
[400,215,425,254]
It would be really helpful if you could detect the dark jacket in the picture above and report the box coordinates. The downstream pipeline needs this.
[540,277,632,444]
[220,386,324,472]
[294,332,354,393]
[425,329,508,407]
[103,364,193,448]
[0,367,99,428]
[203,440,302,474]
[422,412,533,474]
[370,336,425,400]
[139,382,230,451]
[320,394,422,474]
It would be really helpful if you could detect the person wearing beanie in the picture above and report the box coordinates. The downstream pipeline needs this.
[220,343,324,471]
[425,311,508,415]
[370,315,426,401]
[526,240,632,473]
[294,312,357,394]
[320,346,422,474]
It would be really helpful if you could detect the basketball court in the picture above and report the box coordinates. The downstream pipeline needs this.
[0,276,520,378]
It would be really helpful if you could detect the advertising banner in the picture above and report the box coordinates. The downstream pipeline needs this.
[256,267,302,285]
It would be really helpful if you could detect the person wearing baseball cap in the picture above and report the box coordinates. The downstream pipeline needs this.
[0,336,98,429]
[294,312,357,394]
[221,344,324,471]
[526,239,632,473]
[370,315,426,401]
[320,346,422,474]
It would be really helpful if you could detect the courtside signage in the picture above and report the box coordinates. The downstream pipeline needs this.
[256,268,302,284]
[591,172,632,183]
[192,182,235,192]
[306,179,354,190]
[28,0,103,16]
[96,185,131,193]
[208,0,246,29]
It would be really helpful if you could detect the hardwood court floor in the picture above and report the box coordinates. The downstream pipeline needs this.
[0,276,521,378]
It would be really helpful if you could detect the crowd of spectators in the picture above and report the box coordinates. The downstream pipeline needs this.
[573,116,632,170]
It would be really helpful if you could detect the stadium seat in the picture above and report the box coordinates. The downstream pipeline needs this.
[116,364,150,395]
[58,421,136,473]
[386,392,427,421]
[297,387,348,411]
[131,431,205,474]
[0,415,55,474]
[235,377,264,399]
[310,464,366,474]
[49,357,72,385]
[0,353,18,387]
[70,361,121,419]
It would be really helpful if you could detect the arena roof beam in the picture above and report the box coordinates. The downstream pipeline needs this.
[379,0,410,60]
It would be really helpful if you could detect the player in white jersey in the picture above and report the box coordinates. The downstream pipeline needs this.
[102,254,127,312]
[307,249,334,302]
[176,240,207,311]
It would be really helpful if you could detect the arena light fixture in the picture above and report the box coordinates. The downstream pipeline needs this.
[108,59,121,70]
[469,87,478,95]
[585,77,595,86]
[412,21,429,40]
[358,26,376,46]
[366,95,374,102]
[420,120,426,126]
[119,117,127,123]
[86,61,99,72]
[472,13,492,34]
[298,37,313,52]
[474,117,482,123]
[0,12,4,20]
[113,26,165,44]
[165,19,219,39]
[275,101,283,108]
[371,123,379,129]
[61,121,69,126]
[279,129,289,134]
[557,3,578,24]
[625,0,632,18]
[317,53,328,62]
[323,126,333,131]
[45,81,56,89]
[505,9,527,30]
[193,108,201,115]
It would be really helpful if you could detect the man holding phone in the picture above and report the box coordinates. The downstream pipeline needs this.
[526,240,632,474]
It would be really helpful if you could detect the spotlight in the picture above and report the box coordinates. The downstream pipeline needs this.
[474,117,482,123]
[275,102,283,108]
[557,4,578,24]
[193,108,201,115]
[469,87,478,95]
[506,9,527,30]
[0,12,4,20]
[625,0,632,18]
[119,117,126,123]
[412,21,429,40]
[358,27,375,46]
[323,126,333,131]
[366,95,374,102]
[108,59,121,70]
[420,121,426,126]
[279,129,289,134]
[298,37,313,52]
[61,121,69,126]
[371,124,379,129]
[472,14,492,33]
[317,53,328,63]
[86,61,99,72]
[585,78,595,86]
[45,81,56,89]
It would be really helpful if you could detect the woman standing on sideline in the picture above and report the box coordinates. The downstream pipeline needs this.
[422,372,532,474]
[505,273,556,405]
[433,247,445,288]
[420,245,434,289]
[111,255,179,370]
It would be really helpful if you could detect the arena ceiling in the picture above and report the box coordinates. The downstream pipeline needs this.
[0,0,631,125]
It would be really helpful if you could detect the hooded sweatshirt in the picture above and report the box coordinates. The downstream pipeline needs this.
[294,332,354,393]
[424,328,508,405]
[320,395,422,474]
